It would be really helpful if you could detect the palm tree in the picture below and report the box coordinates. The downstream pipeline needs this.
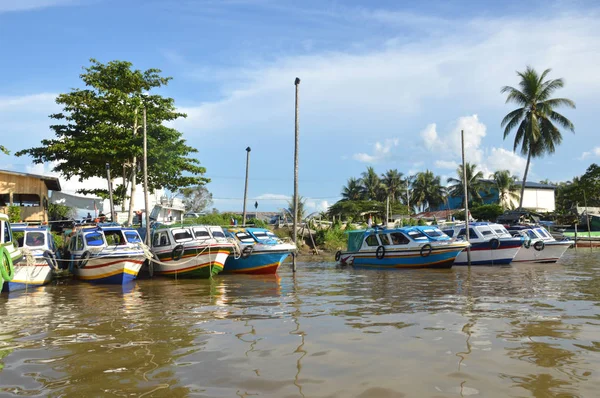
[380,169,404,203]
[447,162,488,205]
[501,66,575,210]
[341,177,363,201]
[491,170,520,209]
[411,170,445,212]
[286,195,306,221]
[360,166,382,201]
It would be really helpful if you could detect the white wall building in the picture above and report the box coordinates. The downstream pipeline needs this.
[509,181,556,213]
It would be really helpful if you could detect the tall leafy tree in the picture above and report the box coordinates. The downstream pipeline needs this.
[380,169,404,203]
[491,170,520,209]
[16,59,208,224]
[360,166,383,200]
[411,170,445,212]
[180,185,213,213]
[447,162,488,206]
[341,177,364,201]
[287,195,306,221]
[501,66,575,210]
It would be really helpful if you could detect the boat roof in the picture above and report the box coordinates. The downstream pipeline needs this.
[347,225,443,236]
[10,225,50,233]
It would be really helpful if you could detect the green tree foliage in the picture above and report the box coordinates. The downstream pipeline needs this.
[287,195,306,220]
[341,177,364,201]
[501,66,575,209]
[16,59,208,224]
[380,169,404,203]
[447,162,489,205]
[411,170,445,212]
[247,218,268,228]
[191,212,241,226]
[7,206,20,223]
[180,185,213,213]
[555,164,600,214]
[470,204,504,221]
[0,146,9,155]
[360,166,383,200]
[491,170,520,209]
[48,203,76,221]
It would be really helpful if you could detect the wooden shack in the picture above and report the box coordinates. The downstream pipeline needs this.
[0,169,61,223]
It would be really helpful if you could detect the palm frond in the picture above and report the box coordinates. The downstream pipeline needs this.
[548,110,575,132]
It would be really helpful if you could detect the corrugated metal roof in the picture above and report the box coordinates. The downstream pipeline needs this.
[0,169,61,191]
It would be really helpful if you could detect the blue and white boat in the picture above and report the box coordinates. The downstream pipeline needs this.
[441,222,523,265]
[65,224,145,284]
[224,227,296,274]
[337,226,470,269]
[5,225,61,291]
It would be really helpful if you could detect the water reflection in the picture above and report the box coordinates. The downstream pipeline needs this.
[1,251,600,397]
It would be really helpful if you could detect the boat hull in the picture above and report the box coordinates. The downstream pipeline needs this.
[153,246,229,278]
[453,240,522,266]
[3,261,53,292]
[340,244,466,269]
[72,255,144,284]
[224,250,291,274]
[511,240,573,263]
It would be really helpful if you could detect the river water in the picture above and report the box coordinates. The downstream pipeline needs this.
[1,250,599,397]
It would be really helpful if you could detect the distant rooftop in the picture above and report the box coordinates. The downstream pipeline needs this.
[0,169,61,191]
[479,179,555,189]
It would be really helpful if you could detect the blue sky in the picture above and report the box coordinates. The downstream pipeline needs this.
[1,0,599,213]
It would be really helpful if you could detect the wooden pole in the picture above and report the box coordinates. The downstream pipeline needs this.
[242,146,251,226]
[143,107,151,245]
[461,130,471,265]
[584,191,592,252]
[106,163,115,223]
[293,77,300,272]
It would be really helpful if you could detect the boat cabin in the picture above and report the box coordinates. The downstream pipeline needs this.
[151,225,228,249]
[508,226,554,242]
[226,228,280,245]
[442,222,512,241]
[347,226,451,252]
[11,225,59,254]
[67,226,143,254]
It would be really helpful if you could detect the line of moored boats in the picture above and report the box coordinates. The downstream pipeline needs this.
[0,212,574,293]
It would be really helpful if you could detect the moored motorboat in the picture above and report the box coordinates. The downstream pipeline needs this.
[65,224,145,284]
[224,227,296,274]
[150,225,234,278]
[441,222,523,265]
[0,214,24,292]
[6,225,61,291]
[336,226,469,269]
[507,225,573,263]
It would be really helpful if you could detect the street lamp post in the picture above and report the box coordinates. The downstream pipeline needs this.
[242,146,251,226]
[293,77,300,273]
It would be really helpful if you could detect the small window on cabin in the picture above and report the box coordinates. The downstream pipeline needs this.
[443,229,454,238]
[0,194,9,207]
[365,234,379,246]
[423,228,444,237]
[13,193,41,207]
[526,230,537,239]
[153,232,170,247]
[253,231,269,240]
[3,221,11,243]
[390,232,410,245]
[494,228,506,235]
[76,235,85,250]
[236,232,255,243]
[85,232,105,247]
[210,229,225,238]
[193,229,211,240]
[407,230,427,240]
[457,228,477,239]
[105,230,126,245]
[378,233,391,246]
[25,232,45,247]
[536,228,550,238]
[124,231,141,243]
[480,230,493,236]
[172,228,193,242]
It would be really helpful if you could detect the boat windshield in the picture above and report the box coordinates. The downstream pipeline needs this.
[236,232,255,243]
[478,226,495,237]
[526,230,538,239]
[535,228,551,239]
[105,230,126,245]
[124,231,141,243]
[193,228,211,240]
[171,228,193,243]
[252,231,270,240]
[494,227,510,236]
[85,232,105,246]
[25,232,45,247]
[406,230,427,240]
[210,228,226,238]
[422,228,444,238]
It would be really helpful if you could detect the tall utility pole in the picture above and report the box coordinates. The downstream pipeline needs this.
[143,107,151,245]
[242,146,251,226]
[461,129,471,265]
[106,163,115,223]
[293,77,301,273]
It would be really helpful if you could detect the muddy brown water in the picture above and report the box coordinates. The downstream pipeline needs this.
[1,250,600,397]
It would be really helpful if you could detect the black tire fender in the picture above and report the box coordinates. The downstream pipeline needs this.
[533,240,545,251]
[242,245,253,259]
[375,245,385,260]
[172,244,185,261]
[335,250,341,262]
[78,251,91,268]
[420,244,432,257]
[43,250,57,270]
[490,238,500,250]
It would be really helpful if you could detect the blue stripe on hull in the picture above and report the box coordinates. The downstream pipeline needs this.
[454,258,513,265]
[352,249,462,268]
[224,252,290,272]
[86,272,137,285]
[4,281,49,292]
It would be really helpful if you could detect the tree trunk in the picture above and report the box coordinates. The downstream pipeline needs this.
[127,159,136,225]
[518,149,532,211]
[122,165,127,211]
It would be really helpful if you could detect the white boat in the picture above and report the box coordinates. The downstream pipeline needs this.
[508,226,573,263]
[6,225,61,291]
[150,225,234,278]
[441,222,523,265]
[0,214,24,292]
[65,224,145,284]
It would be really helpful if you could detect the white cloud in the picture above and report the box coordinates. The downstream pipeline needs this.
[255,193,290,201]
[482,148,528,178]
[352,138,399,163]
[580,147,600,160]
[0,0,75,13]
[435,160,458,170]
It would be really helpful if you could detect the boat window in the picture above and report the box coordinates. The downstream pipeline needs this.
[378,233,391,246]
[193,228,211,240]
[105,230,126,245]
[494,228,507,235]
[390,232,410,245]
[85,232,104,247]
[124,231,141,243]
[153,232,170,247]
[266,232,277,239]
[480,230,493,236]
[535,228,550,238]
[365,234,379,246]
[210,229,226,238]
[3,221,11,243]
[422,228,444,237]
[457,228,478,239]
[172,228,193,242]
[526,230,537,239]
[235,232,255,243]
[253,231,269,240]
[407,230,427,240]
[443,229,454,238]
[25,232,45,247]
